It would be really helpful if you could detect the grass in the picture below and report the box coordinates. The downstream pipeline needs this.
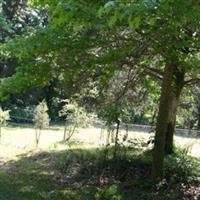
[0,150,93,200]
[0,145,199,200]
[0,124,199,199]
[0,124,199,161]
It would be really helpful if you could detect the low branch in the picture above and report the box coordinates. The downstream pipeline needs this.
[184,78,200,86]
[144,67,163,80]
[145,67,164,76]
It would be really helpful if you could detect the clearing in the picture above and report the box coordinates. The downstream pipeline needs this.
[0,124,199,161]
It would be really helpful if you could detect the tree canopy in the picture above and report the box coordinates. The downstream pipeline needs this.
[1,0,200,180]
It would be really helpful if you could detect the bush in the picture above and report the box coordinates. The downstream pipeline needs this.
[165,147,200,184]
[9,106,35,123]
[59,99,93,141]
[95,184,123,200]
[0,107,10,136]
[34,100,50,130]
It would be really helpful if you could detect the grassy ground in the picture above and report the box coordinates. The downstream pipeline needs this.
[0,147,199,200]
[0,125,199,161]
[0,125,199,199]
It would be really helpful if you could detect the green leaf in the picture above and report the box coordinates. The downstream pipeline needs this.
[128,16,141,29]
[108,12,118,27]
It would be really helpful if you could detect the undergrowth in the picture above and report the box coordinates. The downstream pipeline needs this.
[52,145,200,200]
[0,145,199,200]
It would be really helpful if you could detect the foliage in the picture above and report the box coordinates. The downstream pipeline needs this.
[99,105,123,125]
[59,99,91,128]
[165,147,200,183]
[9,105,35,123]
[59,99,93,141]
[0,1,199,99]
[177,86,200,130]
[0,107,10,126]
[34,100,50,129]
[1,0,200,128]
[95,184,122,200]
[0,106,10,141]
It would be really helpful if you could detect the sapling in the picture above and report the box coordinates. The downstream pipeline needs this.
[99,105,131,158]
[0,107,10,142]
[34,100,50,147]
[59,99,91,141]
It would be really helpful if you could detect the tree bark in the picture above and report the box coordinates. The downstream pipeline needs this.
[152,62,175,181]
[63,120,68,141]
[113,120,120,159]
[164,68,184,154]
[197,105,200,130]
[65,124,77,142]
[35,128,41,147]
[152,63,185,180]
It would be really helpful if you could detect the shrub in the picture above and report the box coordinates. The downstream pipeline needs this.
[9,106,35,123]
[0,107,10,137]
[95,184,123,200]
[59,99,92,141]
[34,100,50,146]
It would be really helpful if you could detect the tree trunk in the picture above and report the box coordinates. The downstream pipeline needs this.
[164,93,180,154]
[63,120,68,141]
[152,63,185,180]
[164,68,184,154]
[113,120,120,159]
[152,63,175,181]
[35,128,41,147]
[65,124,77,142]
[197,105,200,130]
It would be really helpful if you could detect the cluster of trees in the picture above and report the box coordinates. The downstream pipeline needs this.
[0,99,91,147]
[0,0,200,181]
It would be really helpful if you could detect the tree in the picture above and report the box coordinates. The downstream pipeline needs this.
[0,107,10,141]
[34,100,50,146]
[1,0,200,181]
[59,99,90,141]
[0,0,52,124]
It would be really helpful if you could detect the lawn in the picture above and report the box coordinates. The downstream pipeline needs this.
[0,125,199,200]
[0,124,199,161]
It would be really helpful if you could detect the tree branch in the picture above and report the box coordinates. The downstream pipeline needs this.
[184,78,200,86]
[144,67,163,80]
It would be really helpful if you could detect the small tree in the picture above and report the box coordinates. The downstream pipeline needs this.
[59,99,91,141]
[0,107,10,141]
[34,100,50,147]
[99,104,131,159]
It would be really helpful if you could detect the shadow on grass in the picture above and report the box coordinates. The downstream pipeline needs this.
[0,147,199,200]
[0,149,97,200]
